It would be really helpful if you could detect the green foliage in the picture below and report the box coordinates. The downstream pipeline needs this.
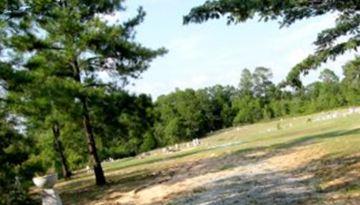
[0,106,36,205]
[152,64,358,145]
[91,90,156,158]
[1,0,166,185]
[343,56,360,89]
[154,86,235,145]
[155,89,207,145]
[342,56,360,104]
[239,68,253,95]
[140,131,157,153]
[232,94,262,124]
[253,67,274,98]
[233,68,274,123]
[320,68,340,83]
[204,85,236,128]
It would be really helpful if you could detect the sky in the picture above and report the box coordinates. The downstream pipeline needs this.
[110,0,355,99]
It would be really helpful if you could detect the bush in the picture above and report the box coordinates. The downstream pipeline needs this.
[140,132,157,153]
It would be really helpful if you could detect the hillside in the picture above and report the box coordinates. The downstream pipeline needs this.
[55,107,360,205]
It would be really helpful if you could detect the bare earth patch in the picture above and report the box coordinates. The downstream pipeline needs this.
[265,145,326,171]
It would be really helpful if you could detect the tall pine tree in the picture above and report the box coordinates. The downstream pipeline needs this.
[2,0,165,185]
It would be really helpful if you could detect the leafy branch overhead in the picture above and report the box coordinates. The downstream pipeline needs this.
[184,0,360,87]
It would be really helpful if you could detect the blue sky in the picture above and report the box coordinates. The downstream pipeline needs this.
[109,0,355,98]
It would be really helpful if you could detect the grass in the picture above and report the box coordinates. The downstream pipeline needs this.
[53,107,360,204]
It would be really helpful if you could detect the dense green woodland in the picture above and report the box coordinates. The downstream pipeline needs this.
[0,0,359,204]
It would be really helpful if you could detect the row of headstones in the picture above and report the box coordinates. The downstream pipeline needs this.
[162,138,201,154]
[135,138,203,159]
[313,107,360,122]
[267,107,360,134]
[85,157,115,173]
[260,119,294,133]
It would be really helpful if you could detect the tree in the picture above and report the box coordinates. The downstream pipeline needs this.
[233,67,276,123]
[184,0,360,87]
[91,90,156,158]
[343,56,360,89]
[238,68,253,95]
[0,65,74,179]
[2,0,165,185]
[252,67,274,98]
[0,102,36,205]
[50,119,72,179]
[316,68,343,109]
[155,89,211,145]
[204,85,236,128]
[319,68,339,83]
[342,56,360,104]
[232,94,262,124]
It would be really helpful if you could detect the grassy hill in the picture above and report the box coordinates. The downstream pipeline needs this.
[54,107,360,204]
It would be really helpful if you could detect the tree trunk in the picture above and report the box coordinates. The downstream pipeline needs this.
[73,58,106,186]
[52,123,72,179]
[80,97,106,185]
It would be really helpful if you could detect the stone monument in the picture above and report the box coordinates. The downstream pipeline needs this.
[33,174,62,205]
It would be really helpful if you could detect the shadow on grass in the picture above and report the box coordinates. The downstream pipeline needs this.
[229,128,360,162]
[295,154,360,194]
[61,169,155,204]
[105,148,206,173]
[272,128,360,150]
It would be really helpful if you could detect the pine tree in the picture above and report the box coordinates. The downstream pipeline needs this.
[2,0,165,185]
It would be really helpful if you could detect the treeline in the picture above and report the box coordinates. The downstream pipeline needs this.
[153,65,360,146]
